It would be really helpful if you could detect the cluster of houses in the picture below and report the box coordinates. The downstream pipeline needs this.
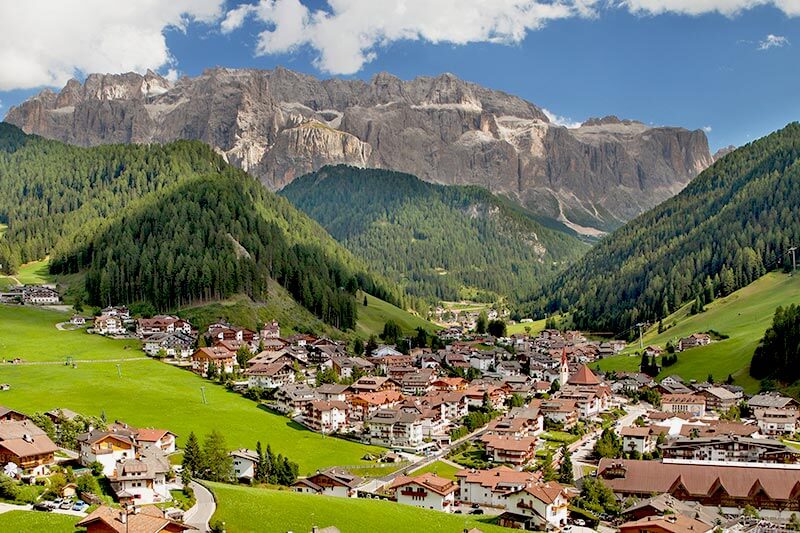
[595,371,800,530]
[0,284,60,305]
[192,322,620,460]
[286,464,571,531]
[0,405,178,506]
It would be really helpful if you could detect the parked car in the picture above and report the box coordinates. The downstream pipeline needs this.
[470,509,484,515]
[59,500,74,510]
[573,519,586,526]
[72,501,87,512]
[33,503,52,512]
[471,503,480,509]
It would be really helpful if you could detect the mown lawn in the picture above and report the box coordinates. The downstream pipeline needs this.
[0,305,142,363]
[408,460,461,480]
[208,482,511,533]
[0,510,82,533]
[0,307,382,474]
[593,273,800,393]
[355,292,439,338]
[15,259,53,285]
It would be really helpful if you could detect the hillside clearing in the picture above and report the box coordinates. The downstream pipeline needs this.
[594,272,800,392]
[355,292,438,338]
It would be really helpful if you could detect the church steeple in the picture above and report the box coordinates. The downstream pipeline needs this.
[560,348,569,387]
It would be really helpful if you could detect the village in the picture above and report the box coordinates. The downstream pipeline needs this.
[1,293,799,533]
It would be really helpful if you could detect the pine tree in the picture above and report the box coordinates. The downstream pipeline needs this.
[201,430,232,482]
[182,431,201,477]
[558,444,574,485]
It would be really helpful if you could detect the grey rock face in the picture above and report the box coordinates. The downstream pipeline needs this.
[5,67,712,234]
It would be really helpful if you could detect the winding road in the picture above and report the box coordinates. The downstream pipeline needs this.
[184,481,216,532]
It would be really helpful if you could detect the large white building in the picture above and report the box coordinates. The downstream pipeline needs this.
[455,466,538,507]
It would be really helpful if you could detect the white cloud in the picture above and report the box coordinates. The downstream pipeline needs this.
[542,108,583,129]
[222,0,593,75]
[224,0,800,75]
[702,125,712,132]
[622,0,800,17]
[758,34,790,50]
[0,0,223,91]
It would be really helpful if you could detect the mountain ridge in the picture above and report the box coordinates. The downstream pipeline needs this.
[280,165,589,303]
[5,67,713,234]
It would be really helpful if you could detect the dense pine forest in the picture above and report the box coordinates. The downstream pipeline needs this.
[750,304,800,383]
[0,124,401,330]
[521,122,800,335]
[281,165,588,303]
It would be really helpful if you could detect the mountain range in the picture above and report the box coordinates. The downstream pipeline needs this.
[4,67,713,235]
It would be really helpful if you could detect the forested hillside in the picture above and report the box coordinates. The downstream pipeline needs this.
[281,166,588,303]
[522,122,800,334]
[750,304,800,384]
[0,124,401,330]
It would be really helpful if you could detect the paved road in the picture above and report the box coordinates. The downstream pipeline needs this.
[2,357,148,366]
[184,481,216,532]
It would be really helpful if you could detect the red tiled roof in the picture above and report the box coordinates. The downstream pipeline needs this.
[567,364,600,385]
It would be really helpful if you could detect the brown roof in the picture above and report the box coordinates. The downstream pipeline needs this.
[619,514,712,533]
[481,434,537,452]
[598,458,800,500]
[678,422,756,438]
[135,428,173,442]
[519,481,567,504]
[76,504,197,532]
[455,466,538,491]
[391,472,457,496]
[662,394,706,405]
[192,346,235,360]
[0,420,58,458]
[567,364,600,386]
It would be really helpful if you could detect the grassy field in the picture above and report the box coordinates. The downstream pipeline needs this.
[208,482,510,533]
[0,306,381,474]
[408,460,461,480]
[0,510,81,532]
[355,292,439,338]
[593,272,800,392]
[0,305,141,362]
[507,317,547,336]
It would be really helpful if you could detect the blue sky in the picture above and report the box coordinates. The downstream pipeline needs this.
[1,1,798,151]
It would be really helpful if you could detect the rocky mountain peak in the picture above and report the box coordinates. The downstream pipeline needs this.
[4,66,712,235]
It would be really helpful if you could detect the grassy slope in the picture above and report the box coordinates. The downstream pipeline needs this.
[0,306,381,473]
[0,305,141,362]
[593,272,800,392]
[408,460,461,481]
[355,292,439,338]
[507,317,548,336]
[208,483,509,533]
[0,510,81,533]
[179,279,335,336]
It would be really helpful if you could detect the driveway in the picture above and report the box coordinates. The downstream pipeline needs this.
[184,481,216,532]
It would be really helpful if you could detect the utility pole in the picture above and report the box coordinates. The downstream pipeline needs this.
[636,323,645,350]
[790,246,797,275]
[200,386,207,404]
[116,364,122,378]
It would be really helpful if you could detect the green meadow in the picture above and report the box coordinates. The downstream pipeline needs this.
[208,482,510,533]
[355,292,439,338]
[0,510,81,533]
[0,305,141,362]
[593,272,800,392]
[0,306,381,474]
[408,460,461,481]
